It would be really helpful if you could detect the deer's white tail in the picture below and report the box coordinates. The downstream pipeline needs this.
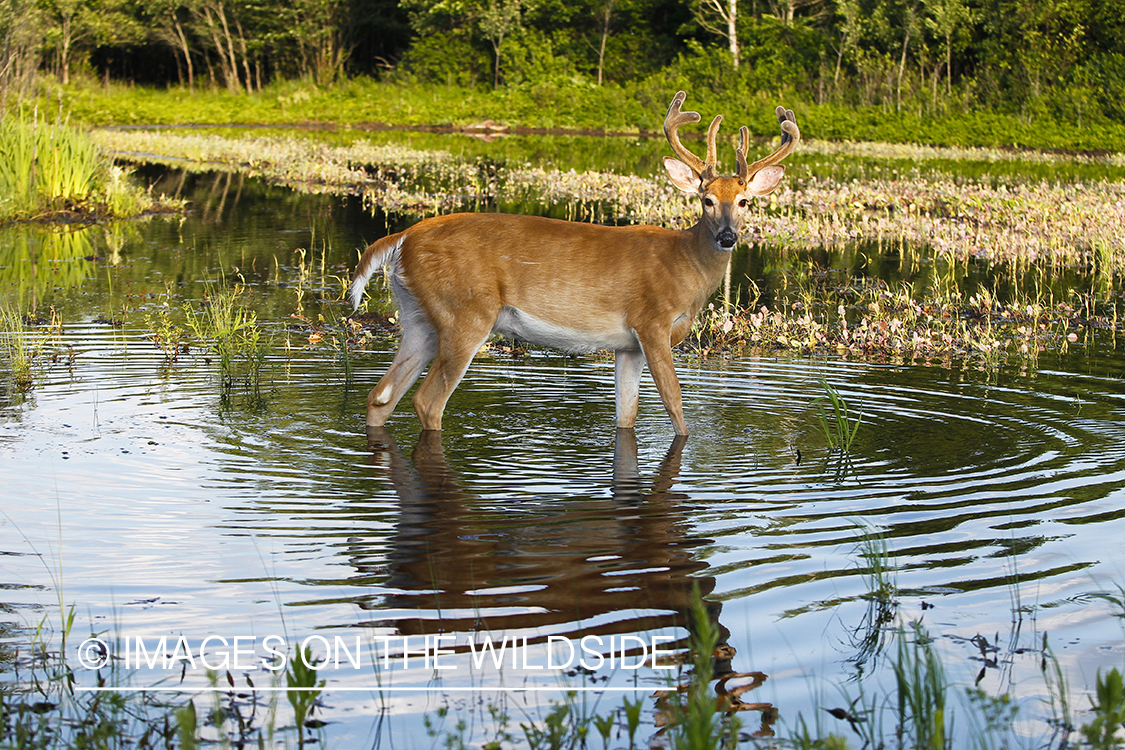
[348,233,405,311]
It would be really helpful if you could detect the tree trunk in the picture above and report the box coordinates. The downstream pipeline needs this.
[945,32,952,96]
[596,0,614,85]
[235,17,253,93]
[173,16,194,91]
[59,14,72,85]
[897,7,915,111]
[728,0,739,67]
[216,4,244,93]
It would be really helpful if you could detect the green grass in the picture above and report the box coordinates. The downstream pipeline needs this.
[32,75,1125,153]
[0,305,35,391]
[181,283,271,398]
[0,111,175,222]
[815,379,862,455]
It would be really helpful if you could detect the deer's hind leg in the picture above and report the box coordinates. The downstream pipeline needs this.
[411,312,495,432]
[366,286,437,427]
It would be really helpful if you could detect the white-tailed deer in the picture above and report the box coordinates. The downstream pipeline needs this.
[348,91,799,435]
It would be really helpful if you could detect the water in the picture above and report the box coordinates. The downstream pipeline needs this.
[3,164,1125,746]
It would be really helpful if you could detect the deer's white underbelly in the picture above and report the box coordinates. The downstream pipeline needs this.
[492,305,639,353]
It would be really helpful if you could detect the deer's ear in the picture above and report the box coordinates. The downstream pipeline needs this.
[663,157,701,194]
[747,165,785,196]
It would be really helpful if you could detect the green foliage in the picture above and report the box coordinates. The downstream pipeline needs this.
[0,304,65,395]
[592,711,615,749]
[1081,668,1125,750]
[521,702,574,750]
[0,305,35,391]
[8,0,1125,141]
[815,379,862,454]
[286,645,326,740]
[893,622,947,750]
[0,111,162,221]
[181,284,270,396]
[0,112,101,218]
[397,31,491,88]
[143,302,188,363]
[662,594,740,750]
[964,688,1018,750]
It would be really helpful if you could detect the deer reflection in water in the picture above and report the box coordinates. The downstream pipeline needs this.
[357,427,776,736]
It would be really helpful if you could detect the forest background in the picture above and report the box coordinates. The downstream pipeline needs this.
[2,0,1125,150]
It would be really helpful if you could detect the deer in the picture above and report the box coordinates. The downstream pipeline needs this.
[348,90,800,436]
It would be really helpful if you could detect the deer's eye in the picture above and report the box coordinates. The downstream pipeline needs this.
[703,197,716,208]
[738,198,749,208]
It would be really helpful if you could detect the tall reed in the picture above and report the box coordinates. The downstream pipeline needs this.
[0,111,151,221]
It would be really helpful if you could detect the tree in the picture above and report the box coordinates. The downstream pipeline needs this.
[147,0,196,89]
[1,0,43,98]
[693,0,739,66]
[479,0,529,87]
[922,0,971,96]
[290,0,353,85]
[192,0,247,92]
[589,0,616,84]
[832,0,863,85]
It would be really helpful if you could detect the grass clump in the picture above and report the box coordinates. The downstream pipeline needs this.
[181,284,270,398]
[0,304,66,395]
[0,111,177,222]
[814,380,862,455]
[893,622,948,750]
[0,305,36,391]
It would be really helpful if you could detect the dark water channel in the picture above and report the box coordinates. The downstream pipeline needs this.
[3,165,1125,746]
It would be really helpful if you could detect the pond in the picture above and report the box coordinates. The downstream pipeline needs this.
[3,138,1125,748]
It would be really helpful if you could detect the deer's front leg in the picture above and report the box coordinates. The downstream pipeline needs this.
[635,330,688,436]
[614,348,647,430]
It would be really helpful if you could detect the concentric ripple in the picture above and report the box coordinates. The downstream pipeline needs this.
[5,315,1125,738]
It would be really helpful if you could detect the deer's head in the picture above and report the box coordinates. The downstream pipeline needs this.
[662,91,800,251]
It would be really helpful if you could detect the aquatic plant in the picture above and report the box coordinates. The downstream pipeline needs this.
[286,645,326,742]
[0,113,172,222]
[0,305,35,391]
[844,523,899,676]
[181,284,270,396]
[93,128,1125,278]
[814,379,862,454]
[143,302,189,363]
[893,621,948,750]
[1082,668,1125,750]
[0,305,67,395]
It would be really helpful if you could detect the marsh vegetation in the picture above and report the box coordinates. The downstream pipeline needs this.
[0,111,180,223]
[3,120,1125,749]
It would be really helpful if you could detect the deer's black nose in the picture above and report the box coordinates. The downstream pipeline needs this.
[717,229,738,249]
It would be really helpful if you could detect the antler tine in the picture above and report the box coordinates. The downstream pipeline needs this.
[699,114,723,182]
[744,105,801,177]
[735,126,750,181]
[664,90,709,177]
